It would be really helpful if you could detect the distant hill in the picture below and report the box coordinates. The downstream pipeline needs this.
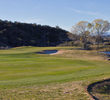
[0,19,74,48]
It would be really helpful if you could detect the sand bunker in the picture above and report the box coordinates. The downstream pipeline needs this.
[37,50,59,54]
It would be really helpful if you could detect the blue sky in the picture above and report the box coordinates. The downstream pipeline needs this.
[0,0,110,31]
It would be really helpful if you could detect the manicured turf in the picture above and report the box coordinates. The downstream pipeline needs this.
[0,46,110,99]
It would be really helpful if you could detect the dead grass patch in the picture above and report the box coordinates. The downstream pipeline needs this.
[54,49,109,60]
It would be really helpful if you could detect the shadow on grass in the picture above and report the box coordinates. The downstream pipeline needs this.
[92,96,99,100]
[87,78,110,100]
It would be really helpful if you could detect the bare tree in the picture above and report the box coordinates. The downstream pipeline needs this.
[71,21,92,48]
[92,19,110,48]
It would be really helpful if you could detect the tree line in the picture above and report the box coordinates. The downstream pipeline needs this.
[0,19,73,48]
[71,19,110,49]
[0,19,110,49]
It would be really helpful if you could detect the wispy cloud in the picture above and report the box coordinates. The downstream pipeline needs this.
[70,8,99,16]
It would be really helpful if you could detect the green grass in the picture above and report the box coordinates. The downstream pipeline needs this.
[0,46,110,99]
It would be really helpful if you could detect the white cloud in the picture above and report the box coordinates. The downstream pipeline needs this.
[70,8,99,16]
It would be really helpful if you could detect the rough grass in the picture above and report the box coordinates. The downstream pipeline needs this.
[54,49,109,60]
[0,46,110,99]
[0,81,90,100]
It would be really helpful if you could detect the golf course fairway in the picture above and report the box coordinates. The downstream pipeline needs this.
[0,46,110,100]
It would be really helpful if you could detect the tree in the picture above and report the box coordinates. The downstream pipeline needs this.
[71,21,92,48]
[55,25,60,29]
[92,19,110,48]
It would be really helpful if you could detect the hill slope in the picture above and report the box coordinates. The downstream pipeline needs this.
[0,19,73,47]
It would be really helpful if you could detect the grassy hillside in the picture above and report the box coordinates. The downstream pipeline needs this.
[0,46,110,99]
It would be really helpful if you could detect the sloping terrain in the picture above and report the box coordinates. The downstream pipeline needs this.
[0,19,74,47]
